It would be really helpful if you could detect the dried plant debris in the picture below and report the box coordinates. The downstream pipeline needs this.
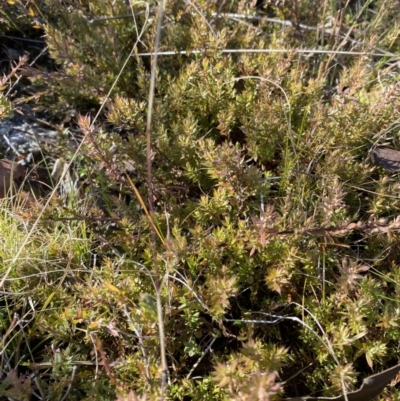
[371,147,400,171]
[285,363,400,401]
[0,159,25,197]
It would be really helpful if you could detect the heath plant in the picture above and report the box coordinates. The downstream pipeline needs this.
[1,0,400,400]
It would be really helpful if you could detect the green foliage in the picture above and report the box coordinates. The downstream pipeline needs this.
[2,0,400,399]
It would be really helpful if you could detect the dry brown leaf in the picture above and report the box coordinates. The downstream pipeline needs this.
[284,363,400,401]
[371,148,400,172]
[0,159,25,198]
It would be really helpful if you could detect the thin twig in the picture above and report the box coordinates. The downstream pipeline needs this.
[186,337,216,380]
[60,366,77,401]
[122,305,151,382]
[137,48,395,57]
[145,0,168,397]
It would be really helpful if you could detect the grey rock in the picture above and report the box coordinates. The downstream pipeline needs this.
[0,108,58,157]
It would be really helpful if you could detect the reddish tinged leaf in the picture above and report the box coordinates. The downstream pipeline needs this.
[377,226,390,233]
[356,265,370,272]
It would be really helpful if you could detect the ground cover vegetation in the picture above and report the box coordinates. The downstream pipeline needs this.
[1,0,400,400]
